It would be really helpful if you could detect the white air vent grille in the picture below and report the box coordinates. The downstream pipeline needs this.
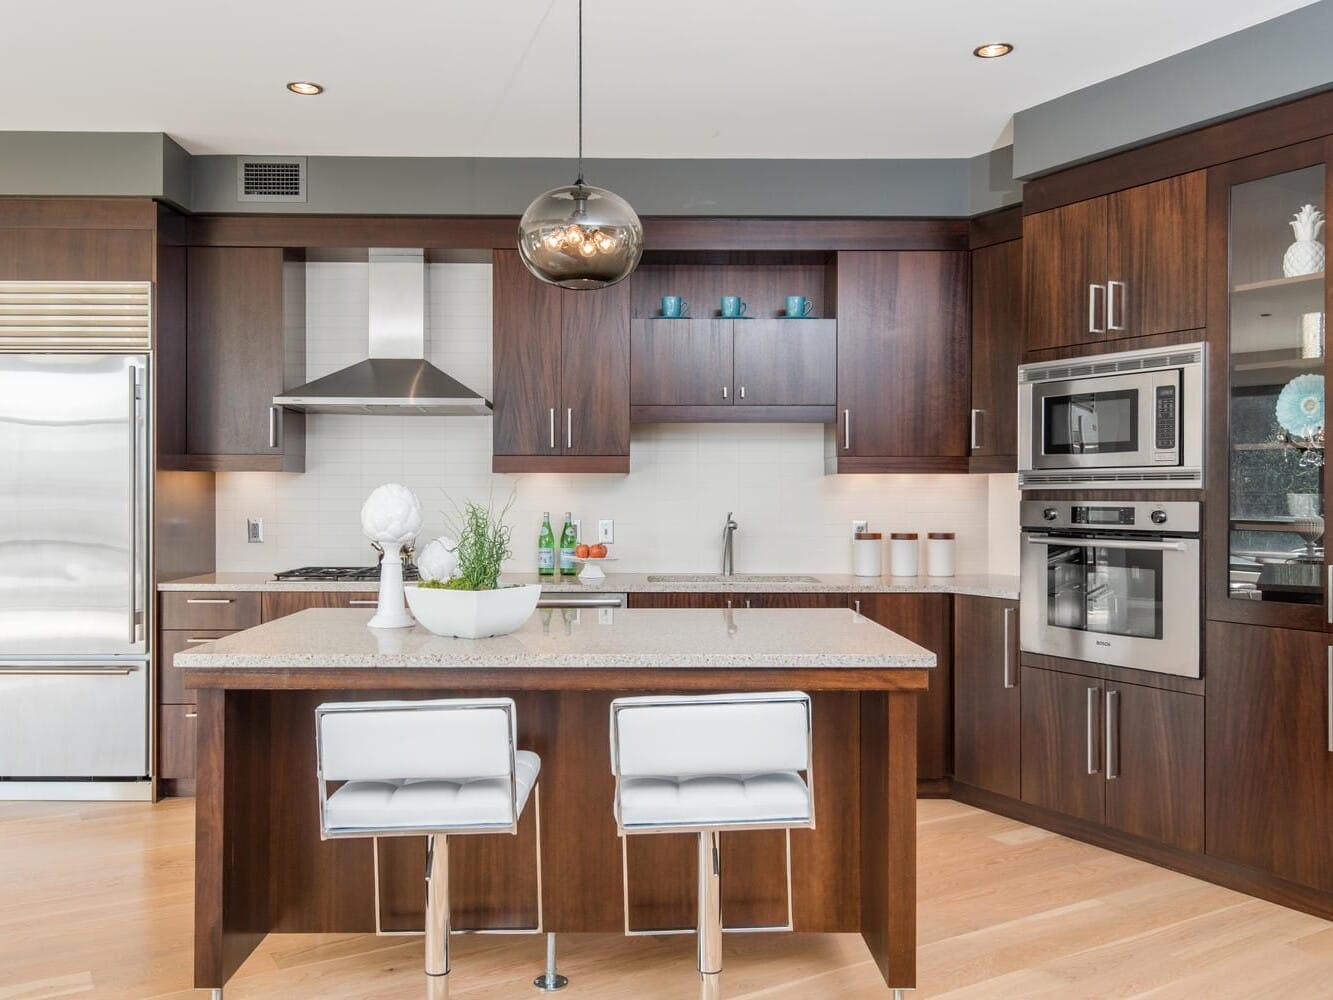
[1020,346,1204,384]
[237,156,307,202]
[0,282,151,351]
[1019,469,1202,489]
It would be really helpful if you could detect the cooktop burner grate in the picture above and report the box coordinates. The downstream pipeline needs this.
[274,565,420,582]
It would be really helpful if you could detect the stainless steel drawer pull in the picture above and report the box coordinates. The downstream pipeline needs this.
[970,408,982,450]
[843,409,851,450]
[566,408,573,449]
[537,597,624,609]
[184,711,198,720]
[1086,686,1101,775]
[1088,283,1106,334]
[269,405,282,449]
[1105,689,1120,780]
[348,600,378,607]
[184,638,215,644]
[549,407,556,449]
[722,386,728,400]
[1001,606,1016,689]
[185,598,234,605]
[739,386,746,400]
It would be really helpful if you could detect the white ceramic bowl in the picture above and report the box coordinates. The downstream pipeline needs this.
[404,583,541,639]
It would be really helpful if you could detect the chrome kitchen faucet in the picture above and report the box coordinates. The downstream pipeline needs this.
[721,512,739,576]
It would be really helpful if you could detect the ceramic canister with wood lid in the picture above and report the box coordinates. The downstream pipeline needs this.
[889,532,919,577]
[926,531,956,577]
[853,531,883,577]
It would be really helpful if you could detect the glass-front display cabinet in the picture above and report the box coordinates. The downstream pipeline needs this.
[1214,140,1332,629]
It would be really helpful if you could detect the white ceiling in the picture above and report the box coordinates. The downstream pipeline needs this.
[0,0,1317,158]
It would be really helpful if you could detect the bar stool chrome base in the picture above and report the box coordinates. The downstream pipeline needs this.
[533,932,569,991]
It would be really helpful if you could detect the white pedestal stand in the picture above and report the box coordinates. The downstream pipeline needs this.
[368,543,416,629]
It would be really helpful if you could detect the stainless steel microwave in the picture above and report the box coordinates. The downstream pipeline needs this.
[1018,343,1204,489]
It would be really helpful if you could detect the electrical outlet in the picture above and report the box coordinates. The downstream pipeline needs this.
[852,519,868,538]
[598,519,614,544]
[246,518,264,543]
[572,518,582,542]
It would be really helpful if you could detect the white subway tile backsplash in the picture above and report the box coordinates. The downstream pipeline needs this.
[216,262,1013,575]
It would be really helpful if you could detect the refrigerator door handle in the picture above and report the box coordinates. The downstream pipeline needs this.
[128,365,140,645]
[0,664,137,675]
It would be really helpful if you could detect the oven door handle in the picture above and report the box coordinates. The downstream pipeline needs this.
[1025,534,1187,553]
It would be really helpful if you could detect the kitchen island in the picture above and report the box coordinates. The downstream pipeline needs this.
[177,606,935,996]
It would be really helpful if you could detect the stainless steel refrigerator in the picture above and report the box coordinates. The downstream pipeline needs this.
[0,353,150,791]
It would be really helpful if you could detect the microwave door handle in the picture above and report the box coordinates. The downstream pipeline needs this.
[1025,535,1187,553]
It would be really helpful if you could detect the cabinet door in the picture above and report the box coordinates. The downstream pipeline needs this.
[158,704,197,780]
[969,240,1022,465]
[854,593,953,781]
[1104,684,1204,852]
[630,319,732,406]
[953,597,1021,798]
[492,250,562,456]
[1020,666,1104,824]
[561,282,631,455]
[1105,171,1206,340]
[260,591,382,622]
[1023,198,1107,352]
[1206,621,1333,892]
[835,252,970,464]
[626,592,734,609]
[746,592,847,609]
[733,319,836,406]
[187,247,303,468]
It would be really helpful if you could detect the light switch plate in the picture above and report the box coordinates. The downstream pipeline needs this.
[598,519,614,544]
[598,607,614,625]
[246,517,264,543]
[572,518,582,542]
[852,519,868,538]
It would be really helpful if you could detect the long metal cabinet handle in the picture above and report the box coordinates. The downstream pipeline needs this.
[1327,648,1332,753]
[184,638,216,644]
[1086,686,1101,775]
[1025,535,1187,553]
[1001,606,1016,689]
[268,405,281,449]
[1107,280,1126,331]
[128,366,139,644]
[566,408,573,449]
[537,596,624,609]
[970,409,982,450]
[185,598,234,605]
[1326,566,1332,624]
[1105,689,1120,780]
[348,600,378,607]
[1088,284,1106,334]
[843,409,851,450]
[0,665,134,675]
[549,408,556,449]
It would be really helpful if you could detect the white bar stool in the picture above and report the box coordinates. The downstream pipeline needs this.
[315,698,541,1000]
[609,691,815,1000]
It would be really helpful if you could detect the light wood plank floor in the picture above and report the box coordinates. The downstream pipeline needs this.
[0,798,1329,999]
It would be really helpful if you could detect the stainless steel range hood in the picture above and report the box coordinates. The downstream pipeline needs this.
[273,249,492,416]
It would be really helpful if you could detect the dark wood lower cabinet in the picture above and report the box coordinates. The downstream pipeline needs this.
[1206,620,1333,893]
[1021,665,1204,851]
[953,596,1020,798]
[853,593,953,782]
[158,704,198,780]
[260,590,382,622]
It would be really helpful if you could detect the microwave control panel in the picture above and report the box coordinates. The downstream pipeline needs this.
[1154,384,1178,451]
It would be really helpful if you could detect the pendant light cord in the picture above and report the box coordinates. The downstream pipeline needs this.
[575,0,584,186]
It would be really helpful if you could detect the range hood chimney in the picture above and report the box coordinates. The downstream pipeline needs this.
[273,248,493,416]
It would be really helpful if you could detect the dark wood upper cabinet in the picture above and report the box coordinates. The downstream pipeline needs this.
[1021,666,1105,824]
[733,319,836,406]
[630,319,733,406]
[1103,682,1204,853]
[833,251,970,472]
[1206,620,1333,893]
[185,246,305,471]
[968,239,1022,470]
[493,249,562,457]
[853,592,954,781]
[492,249,631,470]
[1024,172,1204,354]
[953,596,1021,799]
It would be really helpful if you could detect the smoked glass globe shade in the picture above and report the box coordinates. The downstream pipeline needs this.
[517,183,643,289]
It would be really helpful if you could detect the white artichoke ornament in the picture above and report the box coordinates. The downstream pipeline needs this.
[417,537,460,583]
[360,484,423,547]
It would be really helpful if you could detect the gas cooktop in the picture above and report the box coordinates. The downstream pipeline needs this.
[273,565,420,583]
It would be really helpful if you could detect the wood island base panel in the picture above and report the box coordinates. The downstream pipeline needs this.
[179,608,931,994]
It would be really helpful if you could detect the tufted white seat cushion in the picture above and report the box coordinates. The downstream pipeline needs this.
[616,770,811,830]
[325,750,540,833]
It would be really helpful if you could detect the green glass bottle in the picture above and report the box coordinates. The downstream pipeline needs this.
[537,512,555,576]
[559,512,578,575]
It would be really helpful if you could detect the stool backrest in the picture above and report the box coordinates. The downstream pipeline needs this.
[316,698,515,782]
[610,692,812,779]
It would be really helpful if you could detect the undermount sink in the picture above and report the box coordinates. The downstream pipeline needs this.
[646,574,822,584]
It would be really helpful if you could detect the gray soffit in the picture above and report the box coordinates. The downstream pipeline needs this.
[1012,1,1333,179]
[0,131,171,197]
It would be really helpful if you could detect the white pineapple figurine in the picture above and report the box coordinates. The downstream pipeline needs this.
[1283,204,1325,277]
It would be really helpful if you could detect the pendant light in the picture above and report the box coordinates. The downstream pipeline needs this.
[518,0,643,289]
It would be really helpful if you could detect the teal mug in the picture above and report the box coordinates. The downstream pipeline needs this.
[721,295,748,318]
[662,295,688,318]
[785,295,813,318]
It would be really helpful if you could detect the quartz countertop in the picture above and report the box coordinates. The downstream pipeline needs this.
[159,571,1019,600]
[173,607,937,671]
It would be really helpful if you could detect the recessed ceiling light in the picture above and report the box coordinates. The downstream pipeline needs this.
[973,42,1014,59]
[286,81,324,96]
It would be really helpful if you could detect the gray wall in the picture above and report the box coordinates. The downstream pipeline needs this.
[1012,1,1333,178]
[969,146,1023,215]
[0,132,170,197]
[190,155,973,217]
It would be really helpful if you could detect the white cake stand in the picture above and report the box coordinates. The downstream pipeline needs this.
[571,557,618,582]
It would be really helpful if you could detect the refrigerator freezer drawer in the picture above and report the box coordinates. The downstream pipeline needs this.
[0,662,148,778]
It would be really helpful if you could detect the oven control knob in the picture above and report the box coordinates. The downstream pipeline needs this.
[1150,509,1168,525]
[1042,507,1058,521]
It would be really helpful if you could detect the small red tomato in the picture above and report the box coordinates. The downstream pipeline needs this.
[590,543,608,559]
[575,543,590,559]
